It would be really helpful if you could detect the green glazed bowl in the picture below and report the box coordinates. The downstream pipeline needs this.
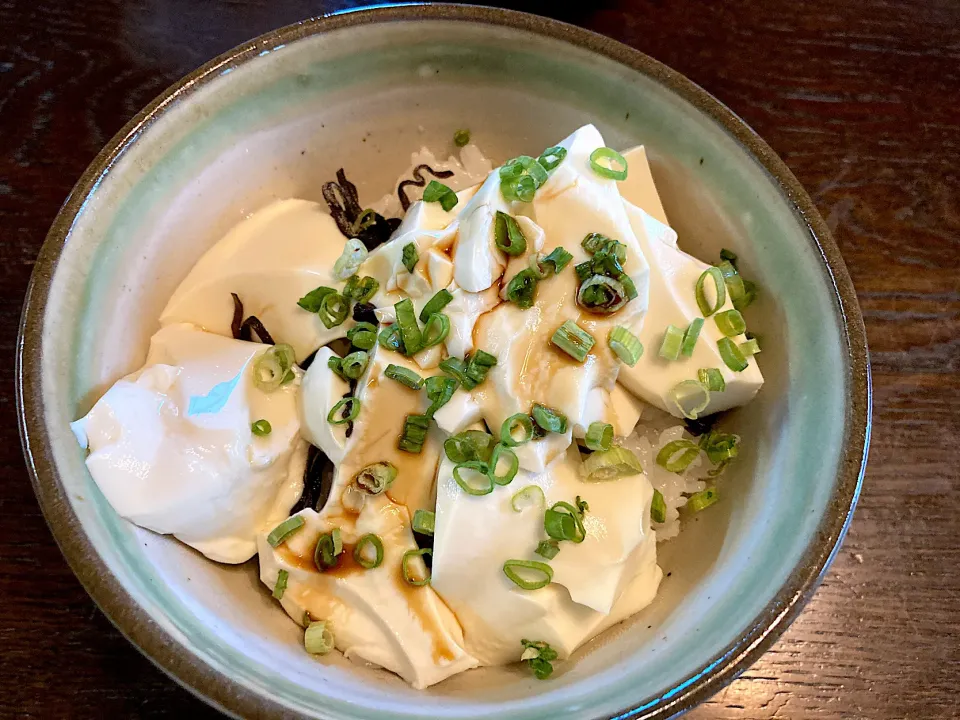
[17,4,870,719]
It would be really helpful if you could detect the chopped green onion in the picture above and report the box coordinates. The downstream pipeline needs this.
[304,621,334,655]
[422,180,458,211]
[327,397,360,425]
[444,430,495,464]
[272,569,289,599]
[401,548,432,586]
[551,320,595,362]
[421,312,450,348]
[542,246,573,274]
[687,487,718,513]
[453,460,494,496]
[656,439,700,473]
[651,489,667,523]
[535,540,560,560]
[527,253,551,280]
[577,274,629,315]
[341,485,366,514]
[352,209,377,235]
[354,462,398,495]
[717,260,746,309]
[668,380,711,419]
[454,128,471,147]
[585,422,614,452]
[494,211,528,256]
[537,145,567,171]
[297,286,336,313]
[576,495,589,515]
[699,430,741,465]
[354,533,384,569]
[333,238,368,280]
[267,515,305,547]
[714,309,746,337]
[314,529,343,570]
[698,367,726,391]
[347,322,378,350]
[419,289,454,322]
[503,559,553,590]
[394,298,423,355]
[439,356,473,389]
[740,338,761,356]
[619,273,638,300]
[341,351,369,380]
[531,403,568,434]
[412,509,435,536]
[608,326,643,366]
[488,444,519,486]
[505,268,539,309]
[398,414,431,454]
[378,324,403,353]
[520,639,558,679]
[253,344,296,393]
[658,325,685,361]
[511,485,546,512]
[582,232,612,254]
[500,156,548,203]
[582,446,643,482]
[401,243,419,274]
[385,364,424,390]
[696,267,726,317]
[575,261,594,282]
[681,318,705,357]
[720,248,738,265]
[718,337,749,372]
[318,292,350,329]
[327,355,346,379]
[738,279,758,311]
[464,350,497,387]
[544,502,586,543]
[251,419,272,437]
[424,375,458,417]
[343,276,379,303]
[589,147,628,181]
[501,413,534,447]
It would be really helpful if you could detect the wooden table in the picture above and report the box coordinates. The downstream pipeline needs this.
[2,0,957,717]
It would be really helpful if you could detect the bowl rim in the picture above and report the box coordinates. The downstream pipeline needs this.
[16,3,871,718]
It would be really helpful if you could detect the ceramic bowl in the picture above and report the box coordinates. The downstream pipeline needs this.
[17,5,870,719]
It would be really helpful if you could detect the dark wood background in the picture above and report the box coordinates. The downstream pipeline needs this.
[2,0,958,717]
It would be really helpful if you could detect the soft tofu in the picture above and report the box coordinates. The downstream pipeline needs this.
[453,172,516,292]
[579,384,646,438]
[616,203,763,416]
[617,145,670,228]
[299,347,349,464]
[71,323,306,564]
[160,200,352,362]
[258,508,478,689]
[431,446,660,665]
[443,284,500,359]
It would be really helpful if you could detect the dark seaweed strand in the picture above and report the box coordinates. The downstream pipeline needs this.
[299,349,319,371]
[685,413,719,437]
[341,385,357,438]
[322,168,398,251]
[397,164,456,211]
[239,316,276,345]
[230,293,244,340]
[352,302,378,325]
[290,445,335,514]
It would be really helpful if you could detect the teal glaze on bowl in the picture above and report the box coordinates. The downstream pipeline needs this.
[17,5,870,719]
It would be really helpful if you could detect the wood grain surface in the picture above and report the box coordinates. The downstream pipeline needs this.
[1,0,958,717]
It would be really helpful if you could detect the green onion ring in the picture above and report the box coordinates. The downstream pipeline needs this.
[488,444,519,486]
[667,380,711,420]
[681,318,705,357]
[453,461,494,496]
[267,516,305,547]
[718,337,749,372]
[401,548,432,586]
[695,267,726,317]
[585,422,614,452]
[384,364,424,390]
[502,559,554,590]
[588,147,628,181]
[501,413,534,447]
[353,533,384,569]
[327,397,360,425]
[656,439,701,473]
[511,485,546,512]
[318,292,350,329]
[421,312,450,348]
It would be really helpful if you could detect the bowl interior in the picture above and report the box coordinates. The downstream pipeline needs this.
[32,12,856,720]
